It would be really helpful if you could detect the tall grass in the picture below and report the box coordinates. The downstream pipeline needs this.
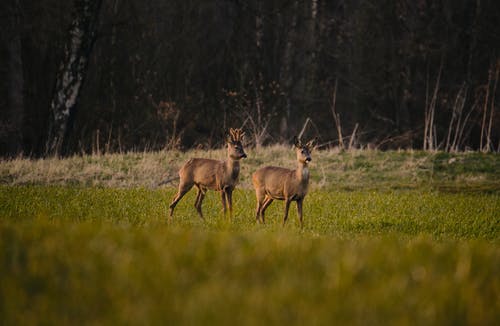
[1,220,498,325]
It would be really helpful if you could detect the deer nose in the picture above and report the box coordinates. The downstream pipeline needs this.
[241,153,247,158]
[306,157,311,162]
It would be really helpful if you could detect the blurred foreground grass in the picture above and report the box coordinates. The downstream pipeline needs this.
[1,185,499,324]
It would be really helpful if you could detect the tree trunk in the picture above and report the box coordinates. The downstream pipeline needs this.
[4,0,24,156]
[279,0,298,139]
[45,0,102,156]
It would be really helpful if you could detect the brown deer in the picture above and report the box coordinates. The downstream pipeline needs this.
[252,137,315,227]
[169,128,247,219]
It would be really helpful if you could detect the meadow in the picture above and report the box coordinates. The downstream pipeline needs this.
[1,148,499,324]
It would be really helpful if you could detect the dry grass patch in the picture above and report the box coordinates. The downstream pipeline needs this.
[1,149,499,192]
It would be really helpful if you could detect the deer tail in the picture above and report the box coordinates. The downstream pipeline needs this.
[157,176,179,187]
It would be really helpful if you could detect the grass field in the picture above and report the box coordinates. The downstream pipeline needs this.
[1,149,499,324]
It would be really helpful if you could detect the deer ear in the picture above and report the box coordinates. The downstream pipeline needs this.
[306,138,317,149]
[227,128,235,143]
[293,136,301,148]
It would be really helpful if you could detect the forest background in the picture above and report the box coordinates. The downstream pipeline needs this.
[1,0,499,156]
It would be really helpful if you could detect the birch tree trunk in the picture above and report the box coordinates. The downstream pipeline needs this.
[45,0,102,156]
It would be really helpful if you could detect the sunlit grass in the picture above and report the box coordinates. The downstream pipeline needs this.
[2,186,498,239]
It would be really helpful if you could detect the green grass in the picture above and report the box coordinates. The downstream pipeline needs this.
[1,149,500,324]
[1,185,499,324]
[2,186,498,240]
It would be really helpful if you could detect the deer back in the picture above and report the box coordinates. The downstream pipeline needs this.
[179,158,221,189]
[180,157,242,191]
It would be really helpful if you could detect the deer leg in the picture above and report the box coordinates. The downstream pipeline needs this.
[226,188,233,219]
[255,190,265,223]
[282,198,292,226]
[255,201,262,222]
[194,187,202,208]
[256,201,265,223]
[221,190,227,217]
[260,196,274,224]
[297,198,304,228]
[194,187,205,219]
[169,182,193,217]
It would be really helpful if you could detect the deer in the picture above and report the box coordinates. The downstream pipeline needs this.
[169,128,247,219]
[252,137,315,228]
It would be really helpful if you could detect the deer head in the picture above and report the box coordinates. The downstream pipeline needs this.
[227,128,247,160]
[293,136,315,164]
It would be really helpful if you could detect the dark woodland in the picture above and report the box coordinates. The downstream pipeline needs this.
[1,0,499,156]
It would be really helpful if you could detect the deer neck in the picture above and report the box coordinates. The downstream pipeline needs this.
[225,157,240,180]
[295,161,309,183]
